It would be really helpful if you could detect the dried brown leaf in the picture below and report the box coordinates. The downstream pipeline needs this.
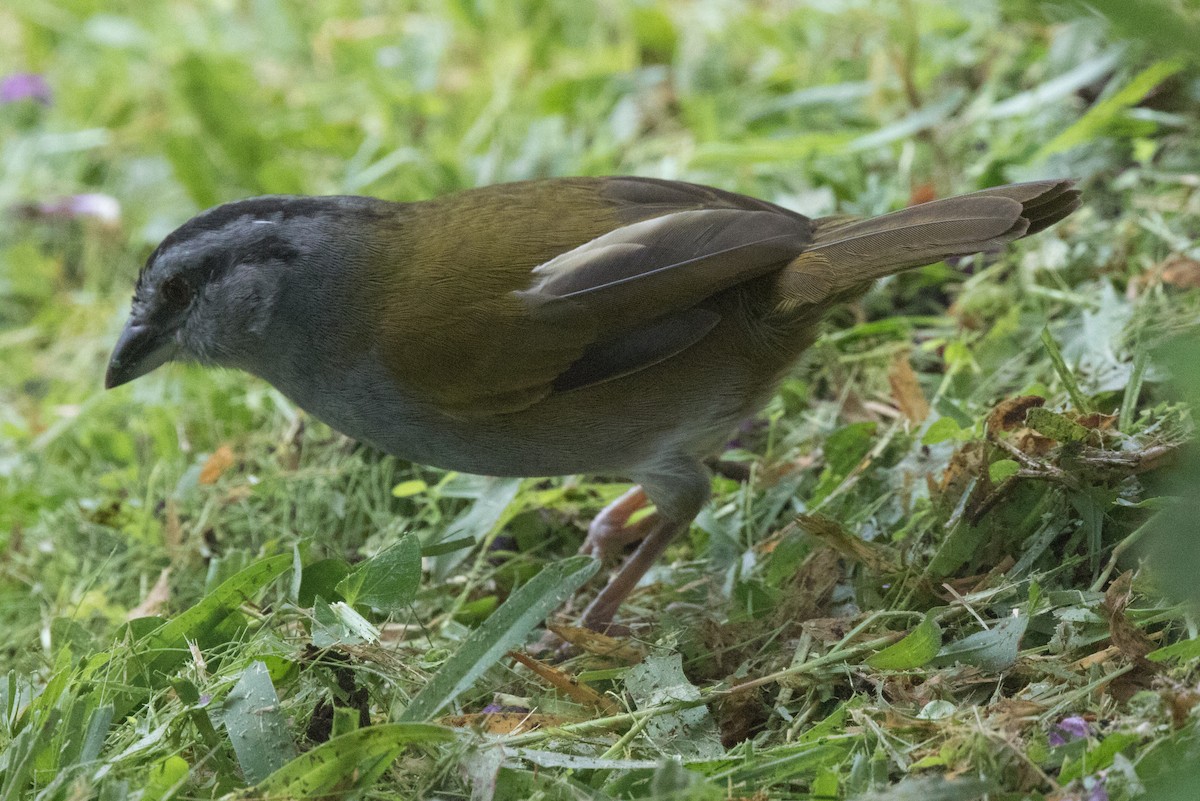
[1161,683,1200,729]
[987,396,1046,437]
[127,568,171,620]
[1075,412,1118,431]
[888,352,930,424]
[1014,430,1056,457]
[1103,572,1158,668]
[795,514,899,575]
[509,651,620,715]
[800,615,868,645]
[439,711,578,734]
[547,623,645,665]
[939,441,989,495]
[1161,255,1200,289]
[199,444,235,485]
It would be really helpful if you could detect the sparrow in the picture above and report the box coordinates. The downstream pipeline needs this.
[106,176,1080,628]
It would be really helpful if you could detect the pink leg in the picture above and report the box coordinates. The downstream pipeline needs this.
[578,459,712,632]
[581,513,686,631]
[579,487,654,559]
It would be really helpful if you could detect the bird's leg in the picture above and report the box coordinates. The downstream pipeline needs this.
[579,486,654,559]
[581,512,686,631]
[580,459,711,632]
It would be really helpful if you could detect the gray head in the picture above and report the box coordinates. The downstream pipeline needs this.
[105,195,383,389]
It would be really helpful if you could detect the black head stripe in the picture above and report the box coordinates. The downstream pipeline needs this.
[137,196,367,291]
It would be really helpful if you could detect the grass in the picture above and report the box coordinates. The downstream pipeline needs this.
[2,0,1200,798]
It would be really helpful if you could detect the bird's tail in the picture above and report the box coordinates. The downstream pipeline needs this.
[769,180,1080,315]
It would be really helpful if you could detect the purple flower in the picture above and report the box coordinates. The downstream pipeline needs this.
[1085,775,1109,801]
[1048,715,1090,746]
[15,193,121,226]
[481,704,528,714]
[0,73,51,105]
[50,193,121,224]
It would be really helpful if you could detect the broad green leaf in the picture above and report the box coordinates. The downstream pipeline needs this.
[420,536,476,557]
[399,555,599,721]
[144,554,291,669]
[626,654,722,760]
[312,598,380,647]
[847,89,965,152]
[935,615,1028,672]
[1082,0,1200,61]
[866,614,942,670]
[173,54,269,185]
[979,47,1124,119]
[811,422,876,504]
[331,707,360,740]
[1147,638,1200,663]
[1059,732,1139,783]
[812,770,840,799]
[337,533,421,612]
[0,711,58,801]
[649,757,723,800]
[749,81,872,120]
[55,696,113,774]
[297,558,351,607]
[922,416,967,445]
[430,476,524,581]
[1138,730,1200,800]
[162,133,220,208]
[850,776,992,801]
[142,755,189,801]
[222,661,296,784]
[77,704,114,767]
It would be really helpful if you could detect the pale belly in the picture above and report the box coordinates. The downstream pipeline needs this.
[277,351,766,479]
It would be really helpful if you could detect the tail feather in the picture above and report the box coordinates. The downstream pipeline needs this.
[940,180,1081,235]
[771,180,1079,312]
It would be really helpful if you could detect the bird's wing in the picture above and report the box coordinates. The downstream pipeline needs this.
[376,177,813,417]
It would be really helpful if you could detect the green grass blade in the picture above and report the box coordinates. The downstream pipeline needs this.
[1035,59,1185,160]
[246,723,455,799]
[400,555,599,721]
[1040,328,1093,412]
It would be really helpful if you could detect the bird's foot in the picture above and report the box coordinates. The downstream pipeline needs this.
[579,486,654,560]
[581,513,683,632]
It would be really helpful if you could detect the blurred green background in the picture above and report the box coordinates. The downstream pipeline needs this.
[2,1,1199,799]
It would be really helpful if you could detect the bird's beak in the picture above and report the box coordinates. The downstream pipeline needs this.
[105,319,178,389]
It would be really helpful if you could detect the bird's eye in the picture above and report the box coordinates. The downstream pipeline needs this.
[160,275,194,308]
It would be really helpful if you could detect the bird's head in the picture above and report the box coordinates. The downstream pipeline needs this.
[105,195,385,389]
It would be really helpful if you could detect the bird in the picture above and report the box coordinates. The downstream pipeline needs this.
[105,176,1080,630]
